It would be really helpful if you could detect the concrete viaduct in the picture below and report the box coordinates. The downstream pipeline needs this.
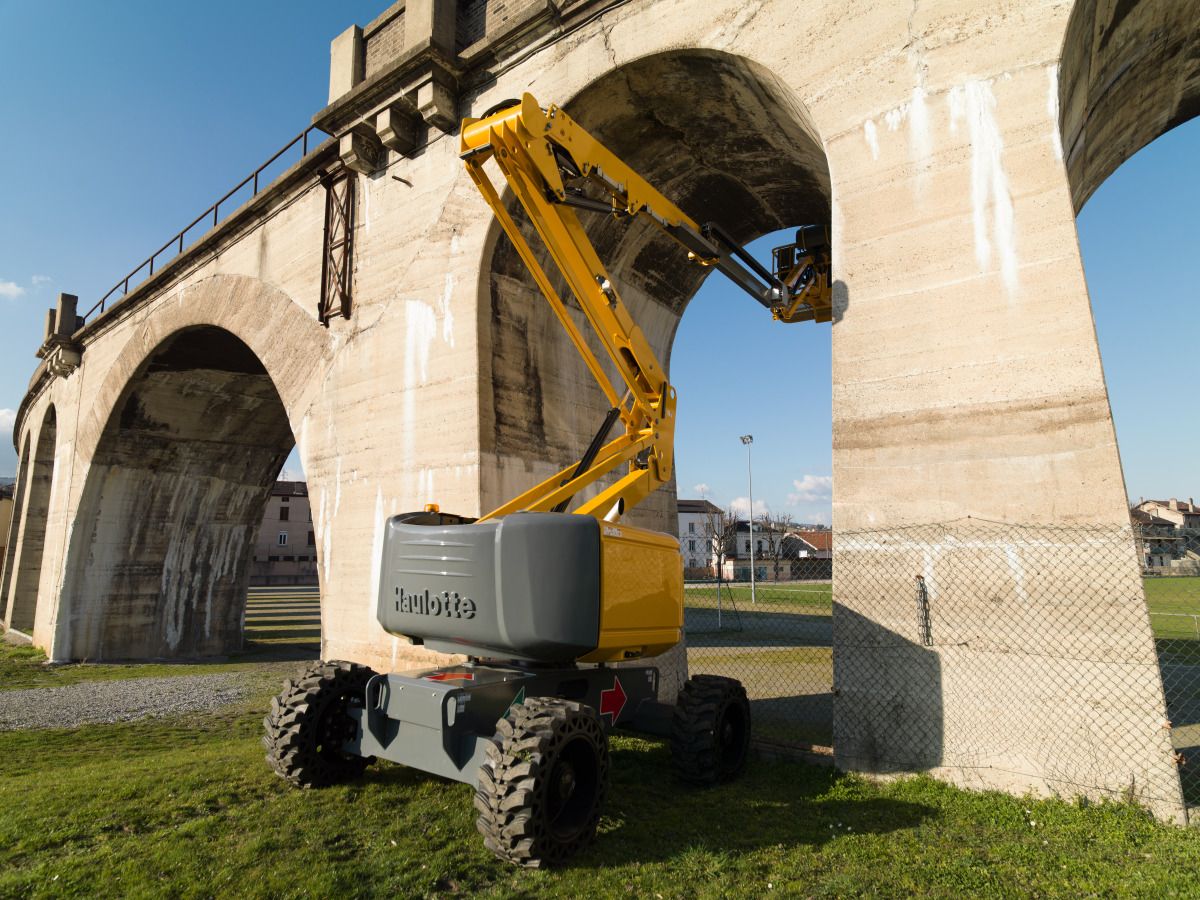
[3,0,1197,820]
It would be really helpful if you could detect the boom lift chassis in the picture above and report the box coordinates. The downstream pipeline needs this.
[264,95,830,868]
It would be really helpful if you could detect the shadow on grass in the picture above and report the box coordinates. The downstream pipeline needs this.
[685,607,832,649]
[355,738,935,870]
[581,741,933,867]
[749,693,834,747]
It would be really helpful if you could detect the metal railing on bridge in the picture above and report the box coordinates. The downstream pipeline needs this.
[82,125,329,323]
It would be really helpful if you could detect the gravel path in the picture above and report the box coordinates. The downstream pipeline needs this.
[0,673,249,731]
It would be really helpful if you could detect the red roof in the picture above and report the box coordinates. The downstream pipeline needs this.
[794,530,832,551]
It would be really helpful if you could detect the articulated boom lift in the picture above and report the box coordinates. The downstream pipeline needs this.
[265,94,831,868]
[463,93,832,523]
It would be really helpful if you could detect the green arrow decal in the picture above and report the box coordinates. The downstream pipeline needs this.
[505,686,527,716]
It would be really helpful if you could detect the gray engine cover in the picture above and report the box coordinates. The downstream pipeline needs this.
[376,512,601,662]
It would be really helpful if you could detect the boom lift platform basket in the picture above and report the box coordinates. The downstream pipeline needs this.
[264,94,830,867]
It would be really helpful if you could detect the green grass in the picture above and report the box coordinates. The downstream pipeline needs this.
[1145,578,1200,640]
[686,578,1200,640]
[1144,577,1200,615]
[2,651,1200,897]
[685,581,833,614]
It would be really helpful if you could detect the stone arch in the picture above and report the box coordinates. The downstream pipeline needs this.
[476,49,831,528]
[71,274,330,467]
[5,407,57,633]
[0,432,33,627]
[1058,0,1200,210]
[53,275,331,660]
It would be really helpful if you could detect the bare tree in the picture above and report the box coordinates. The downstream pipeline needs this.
[701,504,739,581]
[760,512,794,582]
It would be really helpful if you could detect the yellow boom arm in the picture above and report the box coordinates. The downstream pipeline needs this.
[460,94,829,523]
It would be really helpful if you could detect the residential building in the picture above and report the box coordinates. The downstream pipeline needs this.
[0,483,13,564]
[677,498,722,574]
[793,528,833,559]
[1131,507,1178,569]
[1135,498,1200,530]
[723,520,833,582]
[675,499,835,581]
[1131,501,1200,572]
[251,480,318,585]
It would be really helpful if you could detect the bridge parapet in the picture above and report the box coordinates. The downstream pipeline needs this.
[316,0,614,175]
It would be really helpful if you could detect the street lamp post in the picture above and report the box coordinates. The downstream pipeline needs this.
[740,434,756,605]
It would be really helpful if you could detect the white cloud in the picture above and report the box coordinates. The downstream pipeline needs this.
[728,496,769,518]
[692,482,710,496]
[0,409,15,434]
[31,275,51,287]
[798,508,832,526]
[0,281,25,299]
[788,474,833,504]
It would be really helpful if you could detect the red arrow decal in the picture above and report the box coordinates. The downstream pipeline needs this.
[599,676,627,722]
[425,671,475,682]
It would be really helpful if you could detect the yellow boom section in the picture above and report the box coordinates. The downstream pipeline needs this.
[460,94,830,523]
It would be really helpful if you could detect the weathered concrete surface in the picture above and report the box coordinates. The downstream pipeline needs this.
[5,407,56,633]
[1060,0,1200,210]
[3,0,1194,819]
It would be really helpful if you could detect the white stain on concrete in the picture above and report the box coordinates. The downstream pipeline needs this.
[317,487,332,583]
[402,300,439,503]
[334,456,343,518]
[909,86,932,192]
[404,300,438,386]
[921,548,939,603]
[875,89,931,196]
[441,273,456,348]
[949,80,1019,297]
[159,477,255,650]
[884,103,908,132]
[1047,64,1064,162]
[1004,544,1029,604]
[863,119,880,161]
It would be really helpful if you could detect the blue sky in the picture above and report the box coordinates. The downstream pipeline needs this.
[0,2,1196,523]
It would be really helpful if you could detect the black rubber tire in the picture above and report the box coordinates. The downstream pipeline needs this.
[671,674,751,785]
[262,660,377,788]
[474,697,610,868]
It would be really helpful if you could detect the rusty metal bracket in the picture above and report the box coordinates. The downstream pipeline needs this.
[319,172,356,325]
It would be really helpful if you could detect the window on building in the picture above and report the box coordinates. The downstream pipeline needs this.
[688,522,695,533]
[278,532,288,546]
[268,555,280,562]
[308,531,315,546]
[757,540,763,554]
[283,555,295,562]
[281,495,289,503]
[744,540,750,552]
[279,506,289,521]
[688,539,696,551]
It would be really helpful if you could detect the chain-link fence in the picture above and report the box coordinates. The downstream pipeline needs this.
[682,517,835,750]
[683,517,1197,823]
[1139,526,1200,819]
